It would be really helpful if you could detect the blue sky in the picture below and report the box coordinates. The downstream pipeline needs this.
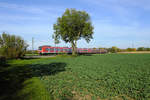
[0,0,150,49]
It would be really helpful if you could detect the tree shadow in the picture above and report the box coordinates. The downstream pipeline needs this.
[20,57,39,60]
[0,62,66,100]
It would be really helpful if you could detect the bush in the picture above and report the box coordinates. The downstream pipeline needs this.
[146,48,150,51]
[107,46,118,53]
[126,48,136,51]
[137,47,145,51]
[137,47,150,51]
[0,32,28,59]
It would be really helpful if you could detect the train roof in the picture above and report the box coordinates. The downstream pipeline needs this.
[39,45,51,47]
[39,46,71,48]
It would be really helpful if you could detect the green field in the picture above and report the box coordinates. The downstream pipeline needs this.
[0,54,150,100]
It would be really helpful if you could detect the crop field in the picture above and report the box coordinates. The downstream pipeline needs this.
[1,54,150,100]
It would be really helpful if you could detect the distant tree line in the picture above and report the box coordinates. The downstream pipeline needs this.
[105,46,150,53]
[136,47,150,51]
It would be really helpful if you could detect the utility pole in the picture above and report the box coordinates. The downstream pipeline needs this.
[32,37,34,54]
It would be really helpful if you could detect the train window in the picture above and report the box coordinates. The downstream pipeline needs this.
[46,48,50,51]
[83,50,88,51]
[54,48,56,51]
[39,47,42,50]
[58,48,60,52]
[50,48,54,51]
[65,49,68,52]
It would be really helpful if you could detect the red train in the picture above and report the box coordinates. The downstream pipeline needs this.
[38,45,107,55]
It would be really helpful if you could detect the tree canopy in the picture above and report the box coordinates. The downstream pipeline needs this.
[53,8,94,55]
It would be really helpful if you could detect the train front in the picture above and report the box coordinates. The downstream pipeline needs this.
[38,46,43,55]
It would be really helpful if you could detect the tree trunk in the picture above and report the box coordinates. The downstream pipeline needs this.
[75,40,77,53]
[71,32,80,55]
[71,41,77,55]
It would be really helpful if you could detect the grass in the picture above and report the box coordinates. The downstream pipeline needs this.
[0,54,150,100]
[25,53,39,56]
[0,58,55,100]
[17,77,51,100]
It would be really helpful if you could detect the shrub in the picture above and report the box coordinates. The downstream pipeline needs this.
[107,46,118,53]
[0,32,28,59]
[126,48,136,51]
[137,47,150,51]
[146,48,150,51]
[137,47,145,51]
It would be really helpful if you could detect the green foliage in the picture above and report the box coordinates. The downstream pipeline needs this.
[108,47,138,52]
[126,48,136,51]
[137,47,150,51]
[1,54,150,100]
[0,32,28,59]
[108,46,119,53]
[53,8,94,55]
[18,77,52,100]
[38,54,150,100]
[29,54,150,100]
[146,48,150,51]
[137,47,145,51]
[0,58,58,100]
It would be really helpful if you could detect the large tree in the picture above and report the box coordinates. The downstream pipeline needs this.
[53,8,94,55]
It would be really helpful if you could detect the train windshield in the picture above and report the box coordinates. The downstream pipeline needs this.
[38,47,42,50]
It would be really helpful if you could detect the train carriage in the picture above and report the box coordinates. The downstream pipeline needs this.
[38,45,107,55]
